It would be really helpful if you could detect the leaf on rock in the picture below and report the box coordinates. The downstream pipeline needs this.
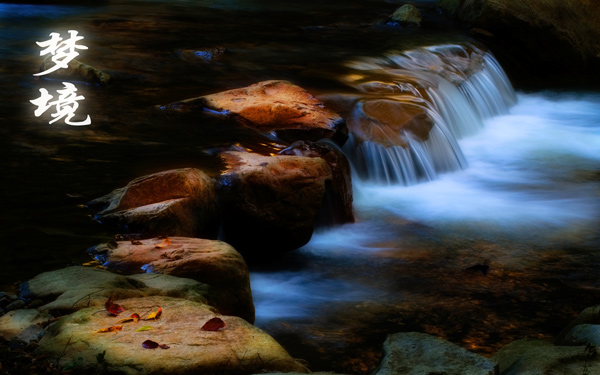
[130,240,143,245]
[96,325,123,333]
[136,325,153,332]
[145,307,162,320]
[155,237,171,249]
[104,298,125,316]
[117,313,141,324]
[201,317,226,331]
[142,340,169,349]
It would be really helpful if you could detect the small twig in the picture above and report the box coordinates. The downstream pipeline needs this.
[55,335,72,368]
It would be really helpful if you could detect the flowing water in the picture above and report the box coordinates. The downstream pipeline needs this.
[1,1,599,374]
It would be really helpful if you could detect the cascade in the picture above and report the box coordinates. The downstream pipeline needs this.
[342,44,517,185]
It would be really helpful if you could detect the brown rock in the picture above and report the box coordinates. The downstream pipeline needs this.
[279,141,354,226]
[351,99,434,148]
[89,237,255,323]
[159,80,348,144]
[88,168,219,238]
[219,151,332,254]
[37,296,309,375]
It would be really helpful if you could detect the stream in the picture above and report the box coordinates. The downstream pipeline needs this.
[1,1,599,374]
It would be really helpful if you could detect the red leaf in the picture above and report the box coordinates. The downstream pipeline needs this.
[104,298,125,316]
[117,313,141,324]
[142,340,169,349]
[201,317,225,331]
[142,340,159,349]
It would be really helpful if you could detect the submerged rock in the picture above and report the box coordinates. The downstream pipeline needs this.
[88,168,219,239]
[38,56,111,86]
[158,80,348,144]
[89,237,255,323]
[219,151,332,254]
[390,4,422,26]
[37,296,309,375]
[279,140,354,226]
[492,339,600,375]
[375,332,497,375]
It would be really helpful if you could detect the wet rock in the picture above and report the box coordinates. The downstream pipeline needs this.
[5,299,26,312]
[556,305,600,345]
[219,151,332,254]
[436,0,600,86]
[375,332,497,375]
[88,168,219,238]
[0,292,18,309]
[174,46,226,63]
[37,296,309,375]
[159,80,348,144]
[390,5,422,26]
[38,56,111,86]
[558,324,600,347]
[351,99,435,148]
[0,309,53,340]
[492,339,600,375]
[11,324,46,348]
[89,237,254,323]
[279,140,354,226]
[20,266,214,317]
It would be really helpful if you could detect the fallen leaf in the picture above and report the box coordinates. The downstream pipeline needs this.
[145,307,162,320]
[154,237,171,249]
[96,325,123,333]
[201,317,226,331]
[130,240,143,245]
[104,298,125,316]
[136,325,153,332]
[117,313,141,324]
[142,340,170,349]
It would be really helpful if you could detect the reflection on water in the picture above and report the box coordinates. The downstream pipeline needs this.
[1,1,599,374]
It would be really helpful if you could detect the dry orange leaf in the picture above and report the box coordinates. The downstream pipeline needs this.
[155,237,171,249]
[117,313,141,324]
[145,307,162,320]
[96,325,123,333]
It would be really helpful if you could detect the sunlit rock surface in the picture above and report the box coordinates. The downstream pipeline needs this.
[375,332,497,375]
[38,56,111,86]
[159,80,348,144]
[89,237,255,323]
[492,339,600,375]
[88,168,219,238]
[20,267,210,316]
[279,140,354,226]
[37,296,309,375]
[219,151,332,254]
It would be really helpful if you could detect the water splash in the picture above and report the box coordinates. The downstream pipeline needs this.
[342,44,516,185]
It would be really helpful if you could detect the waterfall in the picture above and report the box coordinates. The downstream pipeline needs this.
[342,43,517,185]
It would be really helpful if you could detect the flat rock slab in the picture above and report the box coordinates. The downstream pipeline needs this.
[159,80,348,144]
[37,296,309,375]
[20,266,210,317]
[0,309,53,340]
[88,168,219,238]
[90,237,254,322]
[375,332,497,375]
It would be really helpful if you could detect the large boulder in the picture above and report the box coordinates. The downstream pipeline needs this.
[89,237,255,323]
[390,4,422,26]
[374,332,497,375]
[492,339,600,375]
[555,305,600,346]
[218,151,332,254]
[88,168,219,239]
[436,0,600,86]
[158,80,348,144]
[37,296,309,375]
[278,141,354,226]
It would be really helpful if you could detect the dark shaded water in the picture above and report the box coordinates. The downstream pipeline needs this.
[1,1,599,374]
